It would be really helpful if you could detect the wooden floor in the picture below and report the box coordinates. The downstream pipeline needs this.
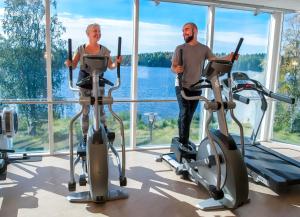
[0,148,300,217]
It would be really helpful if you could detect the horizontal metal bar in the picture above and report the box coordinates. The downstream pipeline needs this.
[0,98,178,105]
[0,97,285,105]
[0,96,283,105]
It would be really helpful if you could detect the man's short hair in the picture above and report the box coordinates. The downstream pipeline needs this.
[183,22,198,31]
[86,23,101,35]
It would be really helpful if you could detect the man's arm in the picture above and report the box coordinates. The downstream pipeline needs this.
[171,47,184,74]
[206,46,237,62]
[208,52,237,62]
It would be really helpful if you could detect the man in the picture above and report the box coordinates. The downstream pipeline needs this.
[171,22,234,151]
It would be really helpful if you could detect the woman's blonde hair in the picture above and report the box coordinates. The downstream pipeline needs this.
[86,23,101,35]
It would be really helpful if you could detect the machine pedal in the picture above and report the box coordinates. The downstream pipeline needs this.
[79,174,87,186]
[68,181,76,192]
[119,176,127,186]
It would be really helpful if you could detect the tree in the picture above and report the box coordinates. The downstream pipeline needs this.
[0,0,66,135]
[274,13,300,132]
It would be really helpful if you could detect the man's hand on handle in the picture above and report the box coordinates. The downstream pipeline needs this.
[175,65,184,74]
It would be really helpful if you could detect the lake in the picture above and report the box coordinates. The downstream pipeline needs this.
[55,66,265,124]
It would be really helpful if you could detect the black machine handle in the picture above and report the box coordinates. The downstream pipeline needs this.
[231,38,244,63]
[68,38,73,82]
[233,93,250,104]
[178,49,183,90]
[117,37,122,78]
[99,77,114,87]
[269,92,295,104]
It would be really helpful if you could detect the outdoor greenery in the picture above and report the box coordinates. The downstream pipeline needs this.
[122,52,266,72]
[273,14,300,144]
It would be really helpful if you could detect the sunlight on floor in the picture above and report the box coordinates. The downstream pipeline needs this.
[248,182,279,196]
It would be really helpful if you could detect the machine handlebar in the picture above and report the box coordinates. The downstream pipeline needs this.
[233,93,250,104]
[68,39,73,83]
[178,49,183,90]
[269,92,295,104]
[231,38,243,63]
[117,37,122,79]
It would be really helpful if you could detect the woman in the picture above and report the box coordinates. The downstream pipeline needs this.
[65,23,122,145]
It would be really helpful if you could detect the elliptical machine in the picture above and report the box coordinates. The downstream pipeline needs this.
[0,107,42,180]
[0,107,18,180]
[157,38,249,210]
[67,37,128,203]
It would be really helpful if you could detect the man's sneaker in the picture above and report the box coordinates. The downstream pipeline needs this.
[104,126,108,133]
[179,143,196,154]
[82,136,87,147]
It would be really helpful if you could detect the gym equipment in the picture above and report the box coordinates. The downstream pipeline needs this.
[67,37,128,203]
[0,107,42,180]
[224,72,300,192]
[157,38,249,210]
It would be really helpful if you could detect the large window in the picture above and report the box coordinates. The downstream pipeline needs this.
[272,13,300,145]
[52,0,133,152]
[0,0,49,152]
[213,8,271,138]
[0,0,297,153]
[136,1,207,146]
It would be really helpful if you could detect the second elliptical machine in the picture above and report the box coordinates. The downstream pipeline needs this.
[157,38,249,210]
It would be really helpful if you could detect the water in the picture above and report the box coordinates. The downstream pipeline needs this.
[55,66,265,121]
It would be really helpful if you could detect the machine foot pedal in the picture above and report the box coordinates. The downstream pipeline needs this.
[68,182,76,192]
[197,198,224,211]
[79,174,87,186]
[120,176,127,186]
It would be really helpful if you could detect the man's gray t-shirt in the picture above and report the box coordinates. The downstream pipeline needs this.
[172,42,213,88]
[77,44,111,71]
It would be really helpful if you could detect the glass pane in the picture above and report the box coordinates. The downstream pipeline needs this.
[13,104,49,153]
[136,101,203,147]
[53,0,133,99]
[214,8,271,137]
[0,0,47,99]
[137,1,207,146]
[53,1,133,151]
[272,13,300,145]
[53,102,131,153]
[0,1,49,153]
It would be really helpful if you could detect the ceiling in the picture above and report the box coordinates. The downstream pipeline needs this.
[158,0,300,12]
[220,0,300,12]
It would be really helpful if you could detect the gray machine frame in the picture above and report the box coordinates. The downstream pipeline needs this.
[67,38,128,203]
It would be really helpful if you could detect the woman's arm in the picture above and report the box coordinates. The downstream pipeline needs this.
[108,56,122,70]
[65,52,80,69]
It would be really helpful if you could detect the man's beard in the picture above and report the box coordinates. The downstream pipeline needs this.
[184,34,194,43]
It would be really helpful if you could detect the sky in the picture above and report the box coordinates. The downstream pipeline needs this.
[0,0,271,55]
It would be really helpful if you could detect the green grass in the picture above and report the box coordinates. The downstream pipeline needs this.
[273,130,300,145]
[14,113,284,153]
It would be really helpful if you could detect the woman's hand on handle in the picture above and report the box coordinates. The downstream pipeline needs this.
[115,56,123,65]
[65,59,72,68]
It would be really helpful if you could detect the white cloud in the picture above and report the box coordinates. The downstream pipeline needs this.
[0,9,268,54]
[59,14,268,54]
[215,31,269,47]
